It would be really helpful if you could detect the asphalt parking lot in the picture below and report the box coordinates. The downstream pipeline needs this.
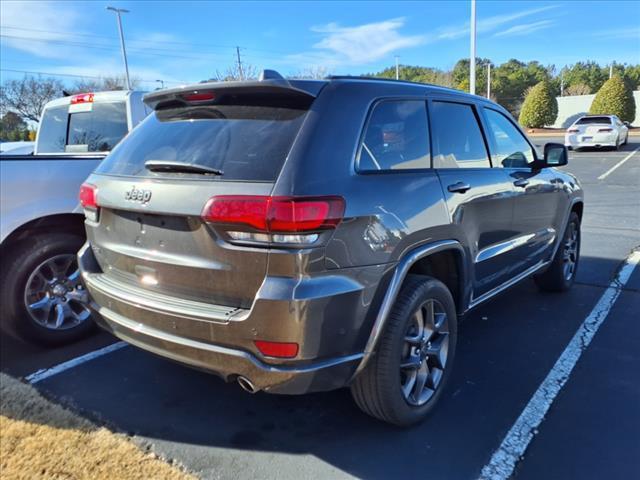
[2,137,639,479]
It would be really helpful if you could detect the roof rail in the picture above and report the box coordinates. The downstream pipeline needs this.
[328,75,441,88]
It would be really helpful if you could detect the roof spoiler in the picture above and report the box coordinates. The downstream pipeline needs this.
[143,69,316,110]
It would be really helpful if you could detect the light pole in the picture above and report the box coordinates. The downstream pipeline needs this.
[486,62,491,99]
[469,0,476,95]
[395,56,400,80]
[236,46,244,80]
[106,6,131,90]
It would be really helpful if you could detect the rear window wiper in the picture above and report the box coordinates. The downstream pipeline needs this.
[144,160,223,176]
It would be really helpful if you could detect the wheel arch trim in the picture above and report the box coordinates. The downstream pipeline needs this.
[352,239,467,377]
[549,197,583,260]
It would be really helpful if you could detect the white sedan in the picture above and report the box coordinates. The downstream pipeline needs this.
[565,115,629,150]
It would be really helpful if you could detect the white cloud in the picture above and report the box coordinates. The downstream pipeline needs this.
[0,2,211,86]
[0,0,82,58]
[593,27,640,40]
[435,5,559,40]
[494,19,557,38]
[285,5,561,70]
[291,17,426,67]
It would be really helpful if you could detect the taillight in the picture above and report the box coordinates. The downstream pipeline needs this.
[71,93,94,104]
[598,128,613,132]
[202,195,345,245]
[181,91,215,102]
[254,340,299,358]
[79,183,99,221]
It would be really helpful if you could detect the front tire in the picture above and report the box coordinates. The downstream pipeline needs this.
[534,212,580,292]
[351,275,457,426]
[1,233,95,345]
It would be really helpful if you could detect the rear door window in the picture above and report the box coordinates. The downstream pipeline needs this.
[358,100,430,171]
[95,104,308,181]
[483,108,535,168]
[430,101,490,168]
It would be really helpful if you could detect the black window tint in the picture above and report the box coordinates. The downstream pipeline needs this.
[37,106,68,153]
[358,100,429,171]
[576,116,611,125]
[484,108,535,168]
[96,104,307,181]
[67,102,128,152]
[431,101,489,168]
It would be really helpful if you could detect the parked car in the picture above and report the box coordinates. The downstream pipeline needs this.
[0,141,34,155]
[78,71,583,426]
[0,90,149,345]
[565,114,629,150]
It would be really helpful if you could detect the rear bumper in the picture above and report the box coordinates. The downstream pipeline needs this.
[79,243,383,394]
[89,303,362,394]
[565,133,617,148]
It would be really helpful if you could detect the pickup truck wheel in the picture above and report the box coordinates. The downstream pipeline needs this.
[534,212,580,292]
[1,233,94,345]
[351,275,457,426]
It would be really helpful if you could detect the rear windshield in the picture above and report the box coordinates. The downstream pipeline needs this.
[95,104,308,181]
[576,116,611,125]
[37,102,128,153]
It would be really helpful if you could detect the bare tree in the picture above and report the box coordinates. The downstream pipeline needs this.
[208,63,259,82]
[289,66,330,80]
[71,75,141,94]
[0,76,65,122]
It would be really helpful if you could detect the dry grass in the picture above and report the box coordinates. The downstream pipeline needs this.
[0,373,194,480]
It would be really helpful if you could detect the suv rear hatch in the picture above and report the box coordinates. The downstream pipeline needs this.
[84,81,318,310]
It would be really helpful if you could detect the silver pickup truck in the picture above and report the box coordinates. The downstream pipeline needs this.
[0,90,148,344]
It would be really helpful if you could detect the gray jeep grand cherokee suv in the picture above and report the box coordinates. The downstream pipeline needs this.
[78,71,583,426]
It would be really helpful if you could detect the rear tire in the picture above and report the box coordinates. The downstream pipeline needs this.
[351,275,457,426]
[1,233,95,345]
[534,212,580,292]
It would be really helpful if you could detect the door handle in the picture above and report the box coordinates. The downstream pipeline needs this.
[447,181,471,193]
[513,179,529,188]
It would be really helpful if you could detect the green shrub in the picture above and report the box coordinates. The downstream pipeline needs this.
[589,76,636,122]
[518,81,558,128]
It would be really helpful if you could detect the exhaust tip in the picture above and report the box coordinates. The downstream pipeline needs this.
[237,376,258,394]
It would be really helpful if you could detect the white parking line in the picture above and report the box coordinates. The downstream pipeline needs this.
[479,249,640,480]
[25,341,128,384]
[597,147,639,180]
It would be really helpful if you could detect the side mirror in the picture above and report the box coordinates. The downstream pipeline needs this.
[541,142,568,168]
[623,121,631,127]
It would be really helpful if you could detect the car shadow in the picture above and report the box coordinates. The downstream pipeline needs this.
[17,254,634,479]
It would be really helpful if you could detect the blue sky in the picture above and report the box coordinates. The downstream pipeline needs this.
[1,0,639,89]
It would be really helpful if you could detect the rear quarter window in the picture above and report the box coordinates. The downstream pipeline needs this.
[95,104,308,182]
[357,100,430,172]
